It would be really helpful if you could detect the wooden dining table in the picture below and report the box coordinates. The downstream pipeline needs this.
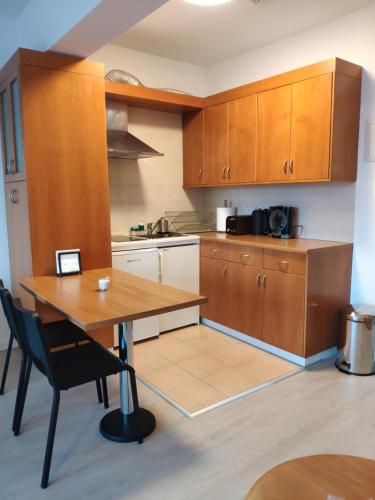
[20,267,207,443]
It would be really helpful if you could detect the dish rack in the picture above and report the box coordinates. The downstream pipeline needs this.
[164,210,216,233]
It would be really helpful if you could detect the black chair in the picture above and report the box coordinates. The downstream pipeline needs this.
[0,283,108,434]
[14,303,142,489]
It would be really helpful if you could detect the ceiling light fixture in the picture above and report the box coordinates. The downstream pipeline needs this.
[184,0,233,6]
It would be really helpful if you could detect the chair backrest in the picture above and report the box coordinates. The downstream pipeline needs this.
[0,284,25,349]
[13,303,56,386]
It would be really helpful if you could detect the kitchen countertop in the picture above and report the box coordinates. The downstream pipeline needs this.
[197,232,353,254]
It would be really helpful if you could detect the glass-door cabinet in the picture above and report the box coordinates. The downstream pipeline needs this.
[0,76,25,182]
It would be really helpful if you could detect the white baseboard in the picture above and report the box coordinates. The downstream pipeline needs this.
[201,318,336,367]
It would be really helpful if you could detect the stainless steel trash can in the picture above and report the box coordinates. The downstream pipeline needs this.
[336,305,375,375]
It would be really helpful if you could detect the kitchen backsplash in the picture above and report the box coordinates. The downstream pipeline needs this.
[205,182,355,242]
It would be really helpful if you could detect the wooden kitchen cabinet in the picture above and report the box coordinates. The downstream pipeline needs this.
[200,255,229,325]
[183,109,204,186]
[203,103,228,185]
[256,74,333,183]
[256,85,291,183]
[183,58,361,187]
[227,262,261,339]
[0,76,25,182]
[4,181,33,308]
[289,74,332,181]
[199,234,353,359]
[261,270,305,355]
[227,95,257,184]
[0,49,112,347]
[199,96,257,186]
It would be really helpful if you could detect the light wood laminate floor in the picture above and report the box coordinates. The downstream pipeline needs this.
[135,325,300,416]
[0,348,374,499]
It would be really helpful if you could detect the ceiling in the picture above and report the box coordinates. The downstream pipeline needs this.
[0,0,30,18]
[112,0,375,66]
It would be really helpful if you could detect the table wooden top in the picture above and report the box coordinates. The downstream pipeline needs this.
[198,232,353,254]
[246,454,375,500]
[20,268,207,331]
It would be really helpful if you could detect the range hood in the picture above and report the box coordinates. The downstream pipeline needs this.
[106,99,164,160]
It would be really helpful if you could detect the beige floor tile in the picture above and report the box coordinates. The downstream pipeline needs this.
[186,335,229,353]
[204,329,240,344]
[237,356,299,382]
[149,335,199,362]
[142,364,196,392]
[177,354,224,378]
[133,350,170,374]
[209,342,261,367]
[168,380,224,413]
[203,368,260,397]
[163,326,207,343]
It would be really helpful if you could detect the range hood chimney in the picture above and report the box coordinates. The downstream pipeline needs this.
[106,99,163,160]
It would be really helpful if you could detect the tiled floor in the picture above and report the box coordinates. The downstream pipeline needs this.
[134,324,301,416]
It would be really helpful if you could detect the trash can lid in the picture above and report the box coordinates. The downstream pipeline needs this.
[341,304,375,322]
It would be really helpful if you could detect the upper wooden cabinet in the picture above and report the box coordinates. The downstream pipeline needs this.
[183,58,361,187]
[0,77,25,182]
[204,103,228,185]
[257,73,333,182]
[228,95,257,184]
[289,74,332,181]
[256,85,291,182]
[194,95,257,186]
[183,110,204,186]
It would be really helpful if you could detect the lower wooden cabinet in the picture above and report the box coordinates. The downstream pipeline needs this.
[200,256,229,326]
[227,262,261,339]
[261,270,305,355]
[199,238,353,359]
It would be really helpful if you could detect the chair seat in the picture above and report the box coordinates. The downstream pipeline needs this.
[44,320,92,349]
[50,342,126,390]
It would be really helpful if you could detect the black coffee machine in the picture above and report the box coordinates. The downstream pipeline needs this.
[250,208,269,235]
[268,206,295,239]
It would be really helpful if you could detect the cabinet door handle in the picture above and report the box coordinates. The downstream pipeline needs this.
[289,159,294,174]
[227,165,231,178]
[209,248,218,255]
[223,266,228,279]
[283,160,288,175]
[5,162,10,175]
[256,273,261,287]
[222,166,227,179]
[9,189,19,204]
[261,274,267,287]
[198,168,203,179]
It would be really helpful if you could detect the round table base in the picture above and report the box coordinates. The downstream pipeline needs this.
[100,408,156,443]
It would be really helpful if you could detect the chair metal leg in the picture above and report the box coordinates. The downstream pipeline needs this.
[128,369,143,444]
[101,377,109,409]
[12,350,28,432]
[41,389,60,489]
[14,356,32,436]
[0,333,14,395]
[95,379,103,404]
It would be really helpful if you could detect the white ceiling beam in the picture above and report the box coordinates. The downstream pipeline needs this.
[50,0,169,58]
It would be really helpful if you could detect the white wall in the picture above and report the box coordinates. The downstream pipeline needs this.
[91,44,208,96]
[90,45,208,234]
[205,3,375,304]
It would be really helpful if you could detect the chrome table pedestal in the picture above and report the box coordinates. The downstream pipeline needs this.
[100,321,156,442]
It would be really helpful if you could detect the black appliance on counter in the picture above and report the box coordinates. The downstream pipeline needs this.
[226,215,252,235]
[251,208,269,235]
[268,206,295,239]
